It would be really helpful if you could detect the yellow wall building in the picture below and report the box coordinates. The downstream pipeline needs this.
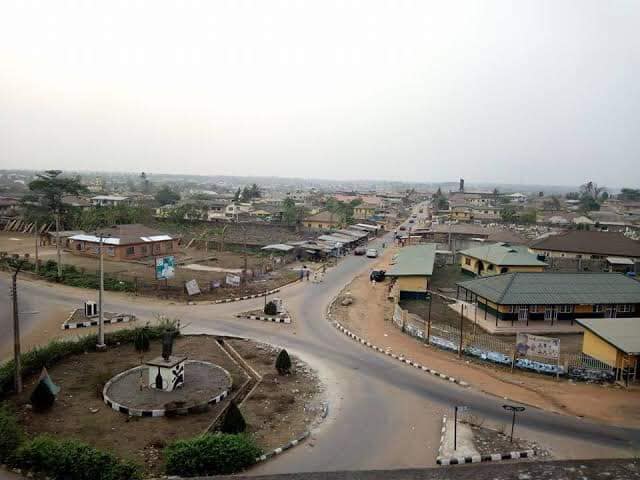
[459,243,547,276]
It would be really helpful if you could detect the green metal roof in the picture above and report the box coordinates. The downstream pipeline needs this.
[459,243,547,267]
[577,318,640,355]
[387,244,436,277]
[457,272,640,305]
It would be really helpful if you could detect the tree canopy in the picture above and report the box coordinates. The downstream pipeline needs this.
[155,185,181,206]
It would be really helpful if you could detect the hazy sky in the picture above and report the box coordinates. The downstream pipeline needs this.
[1,1,639,186]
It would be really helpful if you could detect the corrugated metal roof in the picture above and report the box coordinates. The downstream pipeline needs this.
[459,243,547,267]
[577,318,640,355]
[457,272,640,305]
[387,244,437,277]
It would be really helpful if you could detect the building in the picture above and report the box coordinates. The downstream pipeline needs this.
[577,317,640,382]
[459,242,547,276]
[304,211,341,230]
[353,203,377,220]
[387,244,437,300]
[529,230,640,261]
[457,272,640,326]
[90,195,130,207]
[0,196,19,216]
[68,224,179,261]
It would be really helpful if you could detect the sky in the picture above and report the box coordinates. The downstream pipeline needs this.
[1,0,639,187]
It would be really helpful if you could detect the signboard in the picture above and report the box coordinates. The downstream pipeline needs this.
[211,280,221,289]
[185,279,201,296]
[225,274,241,287]
[155,255,175,280]
[515,333,560,360]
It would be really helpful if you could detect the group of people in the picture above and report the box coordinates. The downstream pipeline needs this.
[299,264,326,283]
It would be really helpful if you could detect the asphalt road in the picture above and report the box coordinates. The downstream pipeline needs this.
[2,224,640,475]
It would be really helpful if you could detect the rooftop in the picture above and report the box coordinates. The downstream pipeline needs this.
[459,243,547,267]
[577,317,640,355]
[69,224,174,246]
[387,244,437,277]
[457,272,640,305]
[529,230,640,257]
[304,211,338,223]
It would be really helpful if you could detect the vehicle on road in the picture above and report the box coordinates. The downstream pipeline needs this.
[354,246,366,256]
[369,270,386,282]
[408,219,414,223]
[399,225,407,231]
[366,248,378,258]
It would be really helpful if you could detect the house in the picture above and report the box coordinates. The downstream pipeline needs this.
[459,242,547,276]
[304,211,341,230]
[456,272,640,327]
[387,244,437,300]
[529,230,640,261]
[577,317,640,382]
[450,205,473,222]
[353,203,377,220]
[62,195,92,209]
[90,195,130,207]
[0,197,19,216]
[450,204,501,222]
[68,224,179,261]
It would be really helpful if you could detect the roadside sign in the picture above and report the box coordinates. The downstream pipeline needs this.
[225,273,241,287]
[185,279,201,296]
[515,332,560,360]
[155,255,175,280]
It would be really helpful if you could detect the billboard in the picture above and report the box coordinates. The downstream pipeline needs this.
[155,255,175,280]
[226,274,241,287]
[515,333,560,360]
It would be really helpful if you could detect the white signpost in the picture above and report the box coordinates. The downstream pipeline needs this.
[225,273,241,287]
[185,279,201,296]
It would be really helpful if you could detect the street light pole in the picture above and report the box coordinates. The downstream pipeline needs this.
[97,233,106,350]
[11,255,28,393]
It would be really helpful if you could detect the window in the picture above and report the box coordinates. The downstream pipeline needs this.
[618,304,633,313]
[126,246,135,256]
[166,242,173,252]
[76,242,82,251]
[141,245,148,255]
[487,264,494,270]
[107,247,115,256]
[594,304,604,313]
[576,254,582,259]
[558,305,573,313]
[465,258,471,266]
[530,305,540,313]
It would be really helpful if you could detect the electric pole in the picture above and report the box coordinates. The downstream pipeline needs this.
[96,233,108,349]
[11,255,28,393]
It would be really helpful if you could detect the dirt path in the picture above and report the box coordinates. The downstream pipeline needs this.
[333,246,640,428]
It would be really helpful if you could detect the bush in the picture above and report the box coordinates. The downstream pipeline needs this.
[264,301,278,316]
[30,380,55,411]
[275,349,292,375]
[11,435,141,480]
[164,433,260,476]
[0,404,23,463]
[220,401,246,434]
[133,327,150,353]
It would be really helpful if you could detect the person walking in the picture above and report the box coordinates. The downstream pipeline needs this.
[305,268,310,281]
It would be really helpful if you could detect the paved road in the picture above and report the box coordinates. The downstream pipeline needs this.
[2,228,640,475]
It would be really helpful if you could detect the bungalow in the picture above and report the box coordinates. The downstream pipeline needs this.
[387,244,437,300]
[304,211,341,230]
[459,242,547,276]
[529,230,640,261]
[68,224,179,261]
[353,203,377,220]
[577,317,640,382]
[90,195,130,207]
[457,272,640,326]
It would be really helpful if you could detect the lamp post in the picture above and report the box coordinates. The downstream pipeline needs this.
[96,232,110,350]
[11,254,29,393]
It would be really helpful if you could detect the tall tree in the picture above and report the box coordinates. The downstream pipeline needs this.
[155,185,180,206]
[27,170,87,278]
[139,172,151,193]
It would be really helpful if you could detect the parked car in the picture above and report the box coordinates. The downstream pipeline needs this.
[354,246,366,256]
[366,248,378,258]
[399,225,407,231]
[369,270,386,282]
[408,219,414,223]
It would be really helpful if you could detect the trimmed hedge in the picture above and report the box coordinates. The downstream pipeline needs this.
[0,326,171,399]
[164,433,261,476]
[0,404,22,463]
[11,435,141,480]
[264,301,278,316]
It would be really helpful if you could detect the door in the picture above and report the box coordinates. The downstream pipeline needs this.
[518,306,528,321]
[605,306,617,318]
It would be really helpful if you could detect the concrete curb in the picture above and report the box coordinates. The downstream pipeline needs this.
[437,449,536,465]
[102,360,231,417]
[212,288,282,304]
[62,310,136,330]
[255,403,329,463]
[235,314,291,324]
[437,415,447,459]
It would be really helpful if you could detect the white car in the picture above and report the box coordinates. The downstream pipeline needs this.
[366,248,378,258]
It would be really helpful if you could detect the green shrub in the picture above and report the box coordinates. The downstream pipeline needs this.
[11,435,141,480]
[264,301,277,316]
[30,381,55,411]
[133,327,150,353]
[275,349,292,375]
[0,404,23,463]
[164,433,260,476]
[220,401,246,434]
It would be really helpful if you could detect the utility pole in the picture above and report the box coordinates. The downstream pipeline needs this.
[11,255,28,393]
[425,292,432,345]
[34,220,39,274]
[96,233,107,350]
[458,303,464,358]
[55,212,62,278]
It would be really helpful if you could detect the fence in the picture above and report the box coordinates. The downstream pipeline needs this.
[391,303,616,381]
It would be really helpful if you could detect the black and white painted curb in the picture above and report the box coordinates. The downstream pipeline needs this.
[255,403,329,463]
[235,314,291,324]
[62,310,136,330]
[212,288,282,304]
[436,415,536,465]
[102,361,231,417]
[332,321,469,387]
